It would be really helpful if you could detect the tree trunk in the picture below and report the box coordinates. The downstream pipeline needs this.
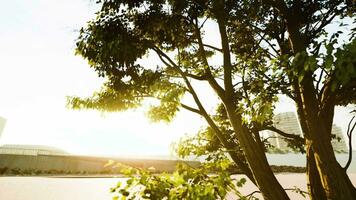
[225,103,290,200]
[229,151,257,185]
[262,0,356,198]
[300,85,356,199]
[292,78,356,199]
[306,143,327,200]
[306,135,356,199]
[212,0,289,198]
[293,79,356,199]
[295,98,327,199]
[287,19,356,199]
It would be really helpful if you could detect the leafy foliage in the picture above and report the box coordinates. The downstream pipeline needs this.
[110,161,248,200]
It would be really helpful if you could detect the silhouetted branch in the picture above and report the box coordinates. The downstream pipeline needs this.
[184,72,207,80]
[245,190,261,200]
[193,19,226,99]
[263,126,304,142]
[198,16,208,30]
[310,5,347,40]
[344,115,356,170]
[191,41,222,52]
[180,103,202,115]
[255,30,280,57]
[316,68,324,94]
[152,33,255,184]
[202,43,222,52]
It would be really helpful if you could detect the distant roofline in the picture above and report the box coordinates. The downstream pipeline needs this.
[0,144,68,154]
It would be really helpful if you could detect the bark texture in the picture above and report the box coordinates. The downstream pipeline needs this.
[225,102,290,200]
[306,143,327,200]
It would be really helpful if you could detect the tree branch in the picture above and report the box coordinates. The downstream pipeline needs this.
[193,17,226,100]
[344,115,356,170]
[183,72,207,81]
[152,44,256,183]
[263,126,304,143]
[310,5,347,40]
[242,65,253,109]
[316,68,324,87]
[219,23,234,99]
[180,103,202,115]
[254,29,280,57]
[190,41,222,52]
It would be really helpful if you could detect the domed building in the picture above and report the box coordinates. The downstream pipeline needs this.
[0,144,68,156]
[0,116,68,156]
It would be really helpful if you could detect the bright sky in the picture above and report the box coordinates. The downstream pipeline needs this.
[0,0,354,156]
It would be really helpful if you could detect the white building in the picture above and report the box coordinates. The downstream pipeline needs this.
[331,125,348,153]
[265,112,348,153]
[266,112,303,150]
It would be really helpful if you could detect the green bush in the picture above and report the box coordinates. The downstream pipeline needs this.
[110,160,248,200]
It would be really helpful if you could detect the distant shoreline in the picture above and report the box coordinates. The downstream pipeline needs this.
[0,164,306,177]
[1,152,354,176]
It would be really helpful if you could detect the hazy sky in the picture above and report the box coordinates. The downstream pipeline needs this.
[0,0,354,156]
[0,0,209,156]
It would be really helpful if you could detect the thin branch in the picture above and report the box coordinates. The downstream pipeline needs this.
[245,190,261,200]
[263,126,304,142]
[216,11,234,99]
[344,115,356,170]
[316,68,324,93]
[190,42,223,52]
[180,103,202,115]
[184,72,207,80]
[242,65,253,109]
[319,76,330,102]
[201,43,222,52]
[194,17,211,68]
[261,136,280,143]
[153,45,226,140]
[310,6,347,39]
[233,81,242,88]
[198,16,209,29]
[193,17,226,100]
[255,30,280,57]
[319,73,338,111]
[284,187,309,197]
[156,50,175,68]
[150,41,255,184]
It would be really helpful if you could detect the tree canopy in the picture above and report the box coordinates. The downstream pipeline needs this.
[69,0,356,199]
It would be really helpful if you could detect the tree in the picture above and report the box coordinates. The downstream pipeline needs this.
[255,1,356,199]
[69,0,356,199]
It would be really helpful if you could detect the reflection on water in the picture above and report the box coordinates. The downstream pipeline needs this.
[266,153,356,173]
